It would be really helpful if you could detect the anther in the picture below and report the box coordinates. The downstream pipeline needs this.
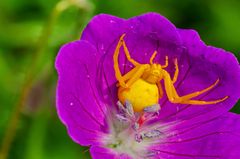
[143,104,160,113]
[133,122,140,130]
[135,133,143,143]
[125,100,134,117]
[116,114,129,123]
[145,151,160,157]
[117,101,125,113]
[143,129,162,138]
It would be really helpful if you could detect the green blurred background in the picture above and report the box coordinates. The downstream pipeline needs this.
[0,0,239,159]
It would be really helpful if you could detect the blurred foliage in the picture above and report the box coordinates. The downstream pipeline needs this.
[0,0,239,159]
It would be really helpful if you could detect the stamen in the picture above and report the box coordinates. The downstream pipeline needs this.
[117,101,125,113]
[117,100,135,118]
[134,128,163,143]
[125,100,134,117]
[133,122,140,130]
[143,129,162,138]
[116,101,163,143]
[116,100,161,131]
[116,114,129,123]
[143,104,160,113]
[145,151,160,157]
[135,133,143,143]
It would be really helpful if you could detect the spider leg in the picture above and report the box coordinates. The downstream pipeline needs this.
[113,34,126,87]
[121,35,140,66]
[175,79,220,100]
[125,65,148,88]
[176,97,228,105]
[172,58,179,84]
[121,66,141,81]
[157,82,164,99]
[162,70,228,105]
[161,56,169,68]
[116,66,141,87]
[150,51,157,64]
[162,70,177,101]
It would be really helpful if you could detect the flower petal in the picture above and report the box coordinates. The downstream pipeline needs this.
[121,12,182,64]
[55,40,107,146]
[81,13,181,57]
[157,29,240,127]
[154,112,240,159]
[90,146,132,159]
[81,14,125,105]
[90,146,117,159]
[81,14,125,55]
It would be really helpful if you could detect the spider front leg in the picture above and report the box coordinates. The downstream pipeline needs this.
[114,34,141,88]
[125,65,149,88]
[162,70,228,105]
[121,35,140,66]
[172,58,179,84]
[113,34,125,87]
[118,64,148,93]
[116,66,141,88]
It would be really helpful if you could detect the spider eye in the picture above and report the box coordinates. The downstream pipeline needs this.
[153,70,160,76]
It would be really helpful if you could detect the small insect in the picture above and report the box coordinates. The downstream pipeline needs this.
[113,34,228,112]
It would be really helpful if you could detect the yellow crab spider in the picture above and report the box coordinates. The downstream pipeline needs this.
[113,34,228,112]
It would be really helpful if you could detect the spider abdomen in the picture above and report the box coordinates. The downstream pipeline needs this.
[118,78,159,112]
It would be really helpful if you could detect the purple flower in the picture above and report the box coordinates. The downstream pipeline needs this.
[55,13,240,159]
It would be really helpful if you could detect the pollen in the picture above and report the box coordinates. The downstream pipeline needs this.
[118,78,159,112]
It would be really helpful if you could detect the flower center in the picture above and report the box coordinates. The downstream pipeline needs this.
[102,101,164,158]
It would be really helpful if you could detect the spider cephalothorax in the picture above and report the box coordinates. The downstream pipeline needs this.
[113,34,228,112]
